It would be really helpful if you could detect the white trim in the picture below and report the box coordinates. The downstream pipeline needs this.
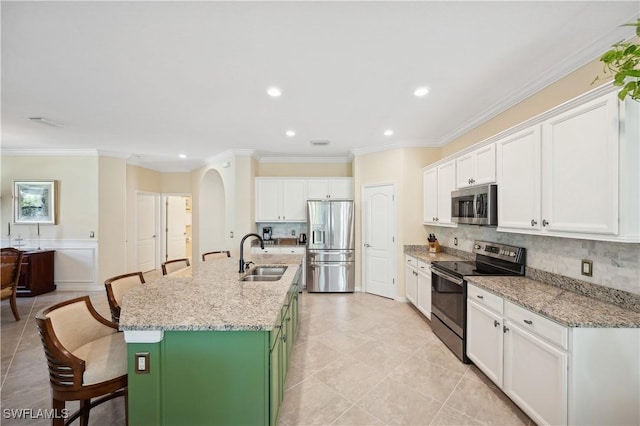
[424,83,618,171]
[1,149,98,157]
[124,330,164,343]
[258,156,353,163]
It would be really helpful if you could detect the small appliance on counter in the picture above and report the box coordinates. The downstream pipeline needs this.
[262,226,272,241]
[298,233,307,244]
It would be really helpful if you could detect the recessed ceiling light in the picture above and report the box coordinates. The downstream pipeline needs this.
[384,129,394,136]
[178,154,187,159]
[285,130,296,137]
[267,86,282,97]
[413,87,430,97]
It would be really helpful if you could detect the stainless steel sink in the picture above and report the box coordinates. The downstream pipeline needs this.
[247,266,288,276]
[240,265,287,282]
[240,275,282,282]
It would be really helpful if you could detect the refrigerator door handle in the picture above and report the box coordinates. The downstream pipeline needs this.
[312,230,325,245]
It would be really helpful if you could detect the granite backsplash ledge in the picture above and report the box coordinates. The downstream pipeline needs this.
[405,244,640,313]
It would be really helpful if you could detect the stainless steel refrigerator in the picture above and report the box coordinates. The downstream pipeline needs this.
[306,200,355,292]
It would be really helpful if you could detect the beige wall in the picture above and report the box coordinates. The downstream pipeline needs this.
[353,147,439,299]
[98,156,127,283]
[161,172,192,193]
[0,155,99,240]
[257,161,352,177]
[440,56,613,158]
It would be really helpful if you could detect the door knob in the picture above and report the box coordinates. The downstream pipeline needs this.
[364,243,371,247]
[542,219,549,227]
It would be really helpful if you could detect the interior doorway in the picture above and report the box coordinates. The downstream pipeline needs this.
[362,184,396,299]
[163,195,192,262]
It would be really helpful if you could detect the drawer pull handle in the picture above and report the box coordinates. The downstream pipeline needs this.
[476,295,484,299]
[524,319,533,325]
[494,320,500,328]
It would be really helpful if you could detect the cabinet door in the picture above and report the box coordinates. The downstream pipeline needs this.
[405,263,417,305]
[416,265,431,319]
[256,179,282,222]
[281,180,306,221]
[503,321,568,426]
[423,168,438,224]
[307,180,330,199]
[466,300,504,388]
[456,152,475,188]
[496,126,542,230]
[436,161,456,225]
[473,143,496,185]
[542,92,619,235]
[329,179,353,199]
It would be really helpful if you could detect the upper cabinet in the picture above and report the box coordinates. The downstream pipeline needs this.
[423,160,457,227]
[255,179,307,222]
[255,177,353,222]
[456,143,496,188]
[307,178,353,200]
[496,90,639,242]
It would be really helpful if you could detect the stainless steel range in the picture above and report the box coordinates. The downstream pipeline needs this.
[430,240,526,363]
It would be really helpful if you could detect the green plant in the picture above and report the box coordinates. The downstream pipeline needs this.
[596,19,640,101]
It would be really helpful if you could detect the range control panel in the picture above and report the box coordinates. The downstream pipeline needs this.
[472,240,525,264]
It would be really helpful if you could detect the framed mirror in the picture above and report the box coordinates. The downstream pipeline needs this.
[13,180,57,224]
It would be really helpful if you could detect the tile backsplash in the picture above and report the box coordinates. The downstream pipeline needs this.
[256,222,308,239]
[424,225,640,296]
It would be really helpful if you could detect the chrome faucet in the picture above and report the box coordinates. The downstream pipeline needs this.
[239,233,264,273]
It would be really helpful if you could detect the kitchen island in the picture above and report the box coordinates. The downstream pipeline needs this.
[119,254,303,426]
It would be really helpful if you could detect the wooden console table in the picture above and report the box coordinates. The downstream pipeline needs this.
[17,250,55,297]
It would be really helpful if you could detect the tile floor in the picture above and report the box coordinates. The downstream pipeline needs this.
[1,288,533,425]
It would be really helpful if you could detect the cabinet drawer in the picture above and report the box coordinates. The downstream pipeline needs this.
[505,301,568,350]
[417,260,430,274]
[405,255,417,268]
[467,284,503,315]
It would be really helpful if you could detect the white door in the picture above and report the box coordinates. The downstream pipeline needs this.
[166,196,187,261]
[362,184,395,299]
[136,193,158,272]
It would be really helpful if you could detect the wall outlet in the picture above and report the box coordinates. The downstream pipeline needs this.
[453,237,458,246]
[291,230,296,236]
[135,352,150,374]
[581,259,593,277]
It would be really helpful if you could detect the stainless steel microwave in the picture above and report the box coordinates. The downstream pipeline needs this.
[451,184,498,226]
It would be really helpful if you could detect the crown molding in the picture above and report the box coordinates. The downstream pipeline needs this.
[1,148,99,157]
[351,140,438,157]
[258,156,353,164]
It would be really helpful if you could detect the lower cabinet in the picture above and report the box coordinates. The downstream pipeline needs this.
[467,283,639,426]
[405,256,432,320]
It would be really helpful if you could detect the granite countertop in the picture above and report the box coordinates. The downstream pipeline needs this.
[467,276,640,328]
[119,254,303,332]
[404,246,464,263]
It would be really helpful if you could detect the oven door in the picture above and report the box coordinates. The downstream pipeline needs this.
[430,267,465,337]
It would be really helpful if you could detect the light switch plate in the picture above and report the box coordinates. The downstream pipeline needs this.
[581,259,593,277]
[135,352,150,374]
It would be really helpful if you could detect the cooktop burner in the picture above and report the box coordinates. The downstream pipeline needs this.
[430,260,520,277]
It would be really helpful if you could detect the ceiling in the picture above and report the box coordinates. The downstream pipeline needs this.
[2,1,638,172]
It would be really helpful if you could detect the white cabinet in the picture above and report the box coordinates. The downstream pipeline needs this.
[456,143,496,188]
[541,93,619,236]
[466,283,639,426]
[416,260,431,319]
[307,178,353,200]
[422,160,457,226]
[496,91,639,242]
[404,255,417,305]
[255,179,306,222]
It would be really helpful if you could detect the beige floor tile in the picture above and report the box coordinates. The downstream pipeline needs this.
[445,376,530,425]
[414,339,470,375]
[430,404,483,426]
[278,377,352,425]
[332,405,384,425]
[348,339,415,373]
[357,376,442,425]
[314,355,387,403]
[390,355,464,403]
[313,328,376,354]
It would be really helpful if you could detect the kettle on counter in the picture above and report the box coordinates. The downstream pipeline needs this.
[299,233,307,244]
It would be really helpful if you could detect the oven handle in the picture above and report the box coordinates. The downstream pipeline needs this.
[430,268,465,286]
